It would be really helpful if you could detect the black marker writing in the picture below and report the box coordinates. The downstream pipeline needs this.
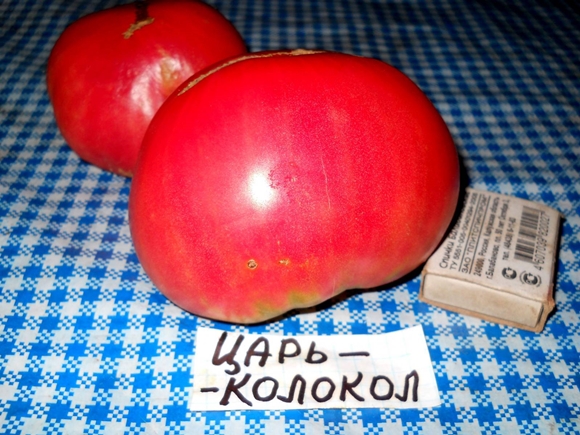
[370,375,394,400]
[338,352,370,357]
[219,373,252,406]
[305,341,328,364]
[395,370,419,402]
[201,331,424,408]
[278,338,300,363]
[210,332,329,373]
[277,375,306,404]
[252,376,278,402]
[340,372,364,402]
[200,387,219,393]
[203,370,421,407]
[211,331,244,375]
[244,337,270,368]
[311,377,335,402]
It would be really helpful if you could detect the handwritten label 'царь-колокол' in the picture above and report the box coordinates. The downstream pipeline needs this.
[189,326,440,411]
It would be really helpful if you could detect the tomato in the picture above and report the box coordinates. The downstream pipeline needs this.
[129,50,460,323]
[46,0,246,176]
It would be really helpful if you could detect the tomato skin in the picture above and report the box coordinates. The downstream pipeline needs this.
[129,50,460,324]
[46,0,246,177]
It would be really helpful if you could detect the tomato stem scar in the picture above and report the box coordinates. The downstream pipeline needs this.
[123,0,155,39]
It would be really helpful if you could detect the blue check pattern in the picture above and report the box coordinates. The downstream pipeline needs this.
[1,0,579,433]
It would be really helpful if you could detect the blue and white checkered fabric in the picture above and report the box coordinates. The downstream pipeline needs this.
[1,0,579,433]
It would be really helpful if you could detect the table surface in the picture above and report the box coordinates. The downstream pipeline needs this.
[1,0,579,434]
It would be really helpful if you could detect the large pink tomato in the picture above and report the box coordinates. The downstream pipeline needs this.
[129,50,460,323]
[46,0,246,177]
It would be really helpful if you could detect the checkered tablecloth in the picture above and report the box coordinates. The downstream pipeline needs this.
[1,0,579,433]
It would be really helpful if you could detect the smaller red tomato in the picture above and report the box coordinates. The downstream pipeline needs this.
[46,0,246,176]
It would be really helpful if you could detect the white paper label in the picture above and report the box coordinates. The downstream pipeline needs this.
[430,188,560,300]
[190,326,440,411]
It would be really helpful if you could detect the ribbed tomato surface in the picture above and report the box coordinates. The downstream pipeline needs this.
[129,50,460,323]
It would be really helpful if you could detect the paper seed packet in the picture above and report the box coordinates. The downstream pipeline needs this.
[420,188,562,332]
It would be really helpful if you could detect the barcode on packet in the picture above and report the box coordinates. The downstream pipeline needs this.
[514,206,541,263]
